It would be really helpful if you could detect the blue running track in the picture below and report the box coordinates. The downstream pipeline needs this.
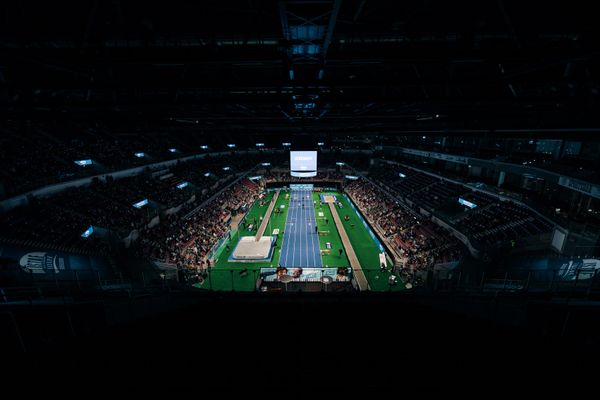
[279,191,323,268]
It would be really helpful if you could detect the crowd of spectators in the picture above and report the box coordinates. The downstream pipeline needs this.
[346,179,462,272]
[135,179,261,270]
[0,120,278,198]
[0,118,378,199]
[0,137,558,271]
[368,163,556,250]
[0,152,257,255]
[0,197,111,255]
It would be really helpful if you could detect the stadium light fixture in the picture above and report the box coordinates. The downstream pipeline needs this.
[317,142,325,146]
[204,172,211,177]
[256,143,265,147]
[222,166,231,171]
[261,162,271,166]
[81,226,94,238]
[399,173,407,178]
[200,145,209,149]
[132,199,149,209]
[458,198,477,209]
[282,142,291,147]
[176,182,189,189]
[74,159,93,166]
[227,144,236,148]
[169,148,177,153]
[134,152,145,158]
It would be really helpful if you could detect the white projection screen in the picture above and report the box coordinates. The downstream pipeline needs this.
[290,151,317,177]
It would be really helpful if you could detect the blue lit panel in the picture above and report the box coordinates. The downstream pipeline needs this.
[317,142,324,146]
[256,143,265,147]
[81,226,94,238]
[261,162,271,166]
[536,139,561,155]
[134,152,145,158]
[336,162,345,166]
[345,175,359,180]
[563,141,582,156]
[249,176,262,181]
[169,148,177,153]
[133,199,149,209]
[399,173,407,178]
[458,198,477,209]
[204,172,211,177]
[292,44,321,55]
[74,159,93,166]
[289,25,325,40]
[176,182,189,189]
[295,102,315,110]
[227,144,236,148]
[282,142,291,147]
[200,145,209,149]
[222,166,231,171]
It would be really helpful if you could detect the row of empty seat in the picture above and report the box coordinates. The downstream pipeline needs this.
[369,163,556,250]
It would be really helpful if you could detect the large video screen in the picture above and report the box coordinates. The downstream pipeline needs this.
[290,151,317,177]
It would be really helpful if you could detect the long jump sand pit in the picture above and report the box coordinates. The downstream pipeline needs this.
[320,194,337,204]
[229,236,274,262]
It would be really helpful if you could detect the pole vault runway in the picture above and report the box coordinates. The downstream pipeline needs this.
[279,190,323,268]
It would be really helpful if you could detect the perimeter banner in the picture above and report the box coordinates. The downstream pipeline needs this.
[0,244,111,281]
